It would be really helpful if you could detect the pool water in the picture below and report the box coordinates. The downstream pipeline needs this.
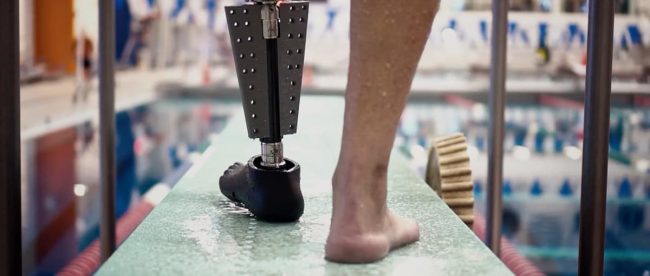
[22,97,650,275]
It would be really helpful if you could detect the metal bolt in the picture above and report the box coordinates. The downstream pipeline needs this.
[242,69,247,74]
[251,114,256,119]
[250,100,255,105]
[289,96,295,101]
[295,64,301,69]
[229,10,235,14]
[289,18,294,23]
[296,49,302,54]
[289,124,294,129]
[250,68,256,73]
[301,5,306,9]
[236,38,241,43]
[239,54,244,59]
[250,53,255,58]
[243,9,248,14]
[299,17,304,22]
[233,22,239,27]
[244,21,249,26]
[286,50,292,55]
[290,81,296,86]
[253,128,258,133]
[287,65,292,70]
[290,6,295,11]
[249,84,254,90]
[298,33,303,38]
[247,36,253,42]
[289,110,294,114]
[287,33,293,38]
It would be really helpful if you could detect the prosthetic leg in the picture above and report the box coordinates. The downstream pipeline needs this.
[220,0,309,222]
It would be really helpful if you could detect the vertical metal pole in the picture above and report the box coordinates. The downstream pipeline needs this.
[99,0,117,262]
[0,0,22,274]
[486,0,508,257]
[578,0,615,275]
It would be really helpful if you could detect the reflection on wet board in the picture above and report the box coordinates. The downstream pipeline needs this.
[97,96,510,275]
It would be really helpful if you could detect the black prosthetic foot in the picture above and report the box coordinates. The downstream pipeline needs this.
[219,155,304,222]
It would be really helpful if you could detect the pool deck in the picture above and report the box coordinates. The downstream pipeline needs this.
[97,96,511,275]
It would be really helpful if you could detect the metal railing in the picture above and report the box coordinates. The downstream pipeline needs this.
[486,0,509,257]
[0,0,22,275]
[98,0,118,262]
[0,0,618,274]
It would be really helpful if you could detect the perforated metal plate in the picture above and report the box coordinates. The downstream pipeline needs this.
[277,2,309,135]
[225,4,270,139]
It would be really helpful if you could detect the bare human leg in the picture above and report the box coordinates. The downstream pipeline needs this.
[325,0,440,263]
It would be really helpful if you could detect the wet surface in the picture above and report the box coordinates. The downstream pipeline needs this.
[97,96,510,275]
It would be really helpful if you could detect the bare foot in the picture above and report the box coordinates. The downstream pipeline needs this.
[325,168,420,263]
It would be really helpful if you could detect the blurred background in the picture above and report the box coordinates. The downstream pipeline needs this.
[17,0,650,274]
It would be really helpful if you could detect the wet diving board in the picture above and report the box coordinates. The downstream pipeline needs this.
[97,96,511,275]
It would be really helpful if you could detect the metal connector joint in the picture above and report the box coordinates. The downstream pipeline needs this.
[261,142,285,168]
[261,4,279,39]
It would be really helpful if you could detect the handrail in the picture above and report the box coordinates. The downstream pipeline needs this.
[0,0,22,274]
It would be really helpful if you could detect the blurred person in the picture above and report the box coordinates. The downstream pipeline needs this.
[324,0,439,263]
[73,32,94,103]
[120,0,160,67]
